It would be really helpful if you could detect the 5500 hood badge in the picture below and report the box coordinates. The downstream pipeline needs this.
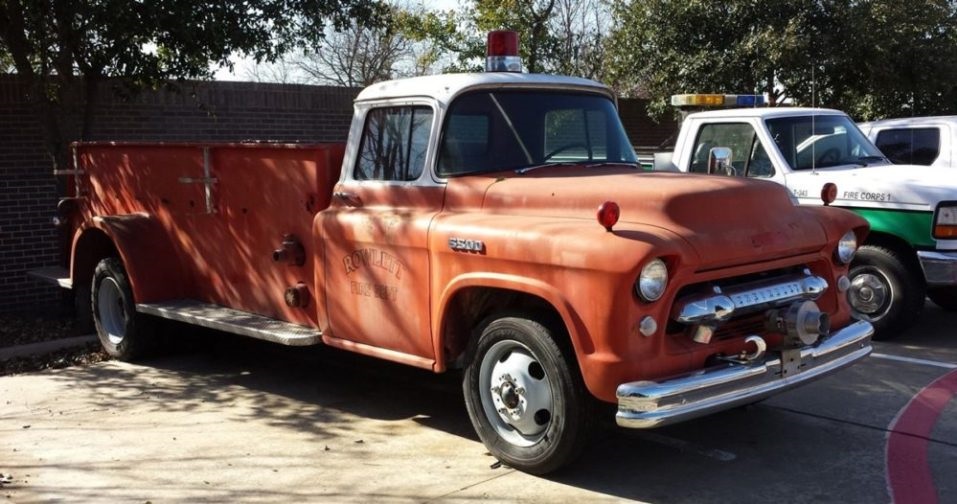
[449,237,485,253]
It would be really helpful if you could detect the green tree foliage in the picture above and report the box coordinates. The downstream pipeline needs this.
[472,0,557,73]
[606,0,957,120]
[404,0,608,78]
[0,0,385,169]
[398,6,484,73]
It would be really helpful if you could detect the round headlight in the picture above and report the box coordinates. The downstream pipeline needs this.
[637,258,668,302]
[837,230,857,264]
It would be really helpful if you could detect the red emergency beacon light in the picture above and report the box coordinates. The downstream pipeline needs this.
[486,30,522,72]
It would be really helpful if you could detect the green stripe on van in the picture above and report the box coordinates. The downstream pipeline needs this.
[846,208,935,248]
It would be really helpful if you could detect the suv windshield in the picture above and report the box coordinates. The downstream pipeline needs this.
[765,115,884,170]
[437,90,637,176]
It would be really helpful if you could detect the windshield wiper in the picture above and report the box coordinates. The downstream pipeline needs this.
[514,160,639,175]
[515,162,578,174]
[857,155,889,165]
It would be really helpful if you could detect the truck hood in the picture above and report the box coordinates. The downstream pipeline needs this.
[479,168,827,270]
[788,163,955,210]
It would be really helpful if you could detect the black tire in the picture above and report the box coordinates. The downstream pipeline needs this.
[928,286,957,311]
[463,315,593,474]
[848,245,925,340]
[92,257,155,360]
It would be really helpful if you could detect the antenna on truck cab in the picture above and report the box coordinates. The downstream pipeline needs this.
[811,66,817,174]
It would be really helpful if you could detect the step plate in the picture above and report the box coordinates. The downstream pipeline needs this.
[137,299,321,346]
[28,266,73,289]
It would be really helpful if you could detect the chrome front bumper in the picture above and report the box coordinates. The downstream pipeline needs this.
[616,320,873,429]
[918,250,957,286]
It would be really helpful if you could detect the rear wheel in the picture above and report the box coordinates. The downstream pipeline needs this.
[463,315,593,474]
[928,286,957,311]
[92,257,155,360]
[847,245,924,340]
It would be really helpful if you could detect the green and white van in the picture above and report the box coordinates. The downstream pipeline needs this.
[659,107,957,338]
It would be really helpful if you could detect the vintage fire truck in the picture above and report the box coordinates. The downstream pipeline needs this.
[37,33,873,473]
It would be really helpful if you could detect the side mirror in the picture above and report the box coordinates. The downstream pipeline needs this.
[708,147,735,176]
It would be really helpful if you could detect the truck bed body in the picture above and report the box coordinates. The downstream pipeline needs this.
[75,142,345,328]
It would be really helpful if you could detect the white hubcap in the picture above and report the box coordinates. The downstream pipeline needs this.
[479,340,553,447]
[97,278,127,345]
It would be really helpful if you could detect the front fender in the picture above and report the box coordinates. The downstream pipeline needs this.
[432,273,584,371]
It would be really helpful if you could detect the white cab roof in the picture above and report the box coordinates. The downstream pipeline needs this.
[687,107,847,120]
[355,72,612,105]
[860,115,957,129]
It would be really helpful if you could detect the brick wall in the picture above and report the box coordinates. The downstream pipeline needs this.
[0,76,670,315]
[0,76,359,315]
[0,79,61,314]
[618,98,679,151]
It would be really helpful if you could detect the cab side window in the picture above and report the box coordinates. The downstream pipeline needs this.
[874,127,940,165]
[689,123,774,178]
[355,106,434,181]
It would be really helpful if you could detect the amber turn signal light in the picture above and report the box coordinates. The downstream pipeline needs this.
[934,225,957,238]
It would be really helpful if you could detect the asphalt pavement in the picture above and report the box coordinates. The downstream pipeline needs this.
[1,304,955,503]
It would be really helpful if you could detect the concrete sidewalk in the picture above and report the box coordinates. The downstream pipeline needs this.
[0,345,634,503]
[0,335,97,361]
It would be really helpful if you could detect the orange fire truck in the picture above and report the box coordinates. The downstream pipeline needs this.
[38,32,873,473]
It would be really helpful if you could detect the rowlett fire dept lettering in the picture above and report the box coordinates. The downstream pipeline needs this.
[343,248,403,301]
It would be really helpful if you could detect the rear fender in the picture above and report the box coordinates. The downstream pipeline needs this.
[72,213,189,302]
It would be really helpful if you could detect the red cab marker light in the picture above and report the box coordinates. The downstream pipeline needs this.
[597,201,620,231]
[821,183,837,206]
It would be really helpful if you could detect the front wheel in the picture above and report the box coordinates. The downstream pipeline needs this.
[463,315,593,474]
[92,257,155,361]
[928,286,957,311]
[847,245,924,340]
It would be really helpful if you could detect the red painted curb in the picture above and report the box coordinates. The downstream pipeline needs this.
[886,369,957,504]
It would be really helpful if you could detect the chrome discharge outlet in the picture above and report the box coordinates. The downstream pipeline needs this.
[766,300,829,346]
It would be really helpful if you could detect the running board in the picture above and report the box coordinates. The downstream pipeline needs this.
[137,299,321,346]
[28,266,73,289]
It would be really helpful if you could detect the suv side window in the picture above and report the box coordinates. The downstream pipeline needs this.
[689,123,774,177]
[874,127,941,165]
[355,106,434,181]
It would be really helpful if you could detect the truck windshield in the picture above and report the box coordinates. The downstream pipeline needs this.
[765,115,885,170]
[437,90,638,177]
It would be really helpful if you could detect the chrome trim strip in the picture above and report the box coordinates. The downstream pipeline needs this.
[917,250,957,286]
[673,273,828,324]
[615,320,873,429]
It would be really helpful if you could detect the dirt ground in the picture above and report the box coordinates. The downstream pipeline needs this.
[0,315,106,376]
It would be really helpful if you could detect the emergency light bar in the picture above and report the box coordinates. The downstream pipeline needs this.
[486,30,522,72]
[671,94,766,108]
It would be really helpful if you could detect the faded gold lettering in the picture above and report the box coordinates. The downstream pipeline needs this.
[341,248,404,279]
[350,281,398,301]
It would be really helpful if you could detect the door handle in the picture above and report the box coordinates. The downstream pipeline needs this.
[333,191,363,207]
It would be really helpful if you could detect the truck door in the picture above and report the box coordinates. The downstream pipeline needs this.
[686,122,780,181]
[320,103,442,364]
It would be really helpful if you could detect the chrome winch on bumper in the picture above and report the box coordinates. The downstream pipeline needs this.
[616,271,874,429]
